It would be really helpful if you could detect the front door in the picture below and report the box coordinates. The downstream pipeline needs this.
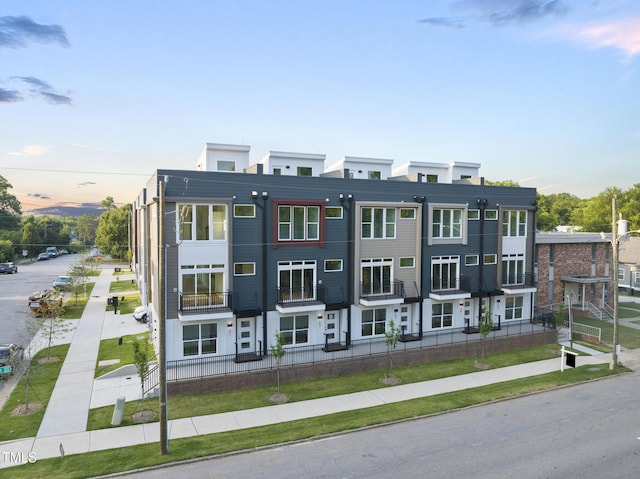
[399,305,412,336]
[324,312,340,344]
[237,318,255,354]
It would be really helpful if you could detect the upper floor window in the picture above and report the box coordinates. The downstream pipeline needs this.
[297,166,312,176]
[426,174,438,183]
[325,207,343,219]
[400,208,416,219]
[432,208,462,239]
[278,205,320,241]
[361,207,396,239]
[368,170,381,180]
[234,204,255,218]
[502,210,527,237]
[217,160,235,172]
[178,204,226,241]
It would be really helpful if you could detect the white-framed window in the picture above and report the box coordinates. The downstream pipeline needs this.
[280,315,309,345]
[324,259,343,272]
[234,204,255,218]
[278,260,316,301]
[217,160,235,172]
[178,203,227,241]
[273,167,282,175]
[297,166,312,176]
[634,272,640,284]
[426,174,438,183]
[468,209,480,220]
[485,210,498,220]
[400,208,416,219]
[505,295,524,320]
[181,264,225,309]
[325,207,343,219]
[362,308,386,336]
[361,207,396,239]
[361,258,393,295]
[432,302,453,328]
[431,256,459,290]
[278,205,320,241]
[183,323,217,356]
[368,170,381,180]
[502,253,525,285]
[618,268,625,280]
[432,208,463,239]
[465,255,479,266]
[502,210,527,237]
[234,263,255,276]
[484,254,497,265]
[400,257,415,268]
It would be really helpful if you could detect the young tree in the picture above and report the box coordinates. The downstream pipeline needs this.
[478,304,494,360]
[384,319,401,377]
[270,331,286,395]
[31,290,69,360]
[68,263,90,305]
[133,339,150,413]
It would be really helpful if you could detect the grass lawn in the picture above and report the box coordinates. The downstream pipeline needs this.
[95,332,151,378]
[109,279,138,294]
[573,317,640,349]
[59,283,96,319]
[618,303,640,319]
[0,344,70,442]
[9,362,622,479]
[105,293,141,315]
[87,344,563,430]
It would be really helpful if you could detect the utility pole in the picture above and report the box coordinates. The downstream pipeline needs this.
[158,179,169,453]
[611,196,619,370]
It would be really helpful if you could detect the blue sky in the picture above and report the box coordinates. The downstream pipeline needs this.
[1,0,639,212]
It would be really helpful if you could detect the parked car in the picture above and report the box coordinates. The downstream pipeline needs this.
[0,262,17,274]
[133,305,149,323]
[37,252,50,261]
[0,343,24,376]
[46,246,58,258]
[52,275,72,290]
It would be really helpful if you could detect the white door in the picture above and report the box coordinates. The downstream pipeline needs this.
[325,312,339,344]
[237,318,255,353]
[399,305,412,336]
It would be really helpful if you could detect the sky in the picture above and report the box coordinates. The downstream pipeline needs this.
[1,0,640,213]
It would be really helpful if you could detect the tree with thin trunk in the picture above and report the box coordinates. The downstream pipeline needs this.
[384,319,401,377]
[478,304,493,360]
[133,339,150,413]
[270,331,286,395]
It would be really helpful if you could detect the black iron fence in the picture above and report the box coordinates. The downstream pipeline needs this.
[179,291,232,313]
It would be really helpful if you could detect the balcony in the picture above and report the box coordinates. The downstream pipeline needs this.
[179,291,233,317]
[429,276,471,301]
[501,272,537,294]
[276,286,326,313]
[359,280,405,306]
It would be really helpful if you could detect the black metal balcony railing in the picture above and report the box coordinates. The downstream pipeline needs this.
[501,272,537,288]
[359,280,404,299]
[429,276,471,292]
[179,291,232,313]
[277,286,324,305]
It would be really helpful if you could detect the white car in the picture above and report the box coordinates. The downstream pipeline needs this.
[133,305,148,323]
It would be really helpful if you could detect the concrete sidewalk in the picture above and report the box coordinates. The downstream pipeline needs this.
[0,266,632,469]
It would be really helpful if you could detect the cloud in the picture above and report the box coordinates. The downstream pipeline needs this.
[27,193,51,200]
[575,18,640,60]
[0,15,69,49]
[7,145,47,156]
[10,76,72,105]
[0,87,22,102]
[77,182,96,187]
[420,0,568,29]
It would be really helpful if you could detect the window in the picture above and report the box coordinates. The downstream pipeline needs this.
[273,167,282,175]
[361,258,393,295]
[325,207,343,219]
[485,210,498,220]
[278,261,316,301]
[280,315,309,345]
[361,207,396,239]
[618,268,625,281]
[324,259,343,272]
[426,174,438,183]
[432,302,453,328]
[503,210,527,237]
[278,205,320,241]
[502,254,525,285]
[484,254,497,265]
[432,256,459,290]
[234,204,255,218]
[183,323,217,356]
[362,308,386,336]
[178,203,227,241]
[400,208,416,219]
[217,160,235,172]
[234,263,255,276]
[432,208,463,239]
[400,257,415,268]
[181,264,225,309]
[465,255,479,266]
[505,296,524,320]
[468,209,479,220]
[368,170,381,180]
[297,166,312,176]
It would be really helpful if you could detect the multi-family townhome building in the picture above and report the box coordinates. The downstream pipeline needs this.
[618,237,640,295]
[132,144,539,366]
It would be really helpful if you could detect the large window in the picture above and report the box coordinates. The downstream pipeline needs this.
[432,302,453,328]
[278,205,320,241]
[361,207,396,239]
[431,256,459,290]
[361,258,393,295]
[432,208,463,239]
[280,315,309,345]
[183,323,217,356]
[278,261,316,301]
[505,296,524,320]
[503,210,527,237]
[181,264,225,308]
[362,308,386,336]
[502,254,525,285]
[178,203,226,241]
